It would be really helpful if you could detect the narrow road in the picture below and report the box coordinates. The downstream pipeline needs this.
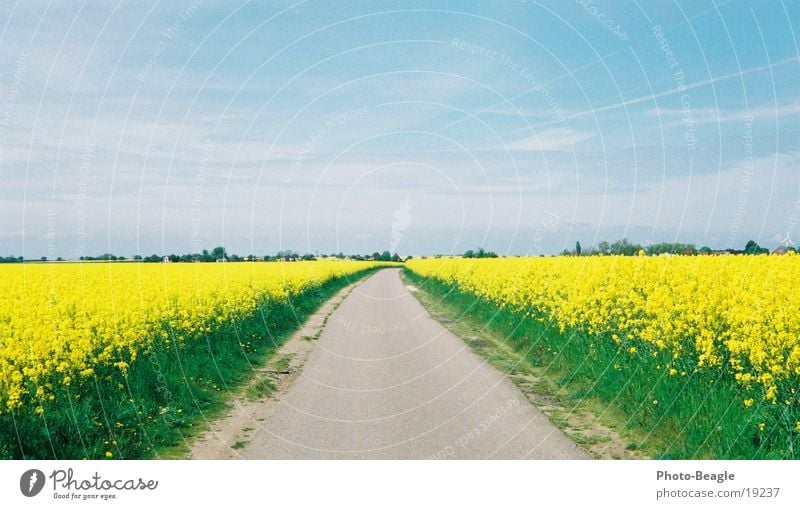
[243,269,588,459]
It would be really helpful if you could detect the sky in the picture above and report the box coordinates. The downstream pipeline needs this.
[0,0,799,258]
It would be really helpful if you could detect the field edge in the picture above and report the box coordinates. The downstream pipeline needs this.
[402,267,786,460]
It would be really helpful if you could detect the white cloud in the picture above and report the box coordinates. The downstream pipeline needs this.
[647,101,800,128]
[553,151,800,248]
[507,129,594,151]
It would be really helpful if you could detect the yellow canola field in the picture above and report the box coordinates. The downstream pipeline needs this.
[407,255,800,408]
[0,261,377,412]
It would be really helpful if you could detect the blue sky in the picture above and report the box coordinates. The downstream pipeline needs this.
[1,1,798,258]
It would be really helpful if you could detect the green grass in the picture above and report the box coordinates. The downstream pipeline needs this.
[246,376,278,401]
[403,269,797,459]
[0,268,380,460]
[270,353,295,374]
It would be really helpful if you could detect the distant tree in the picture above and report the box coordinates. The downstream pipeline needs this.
[609,238,643,256]
[144,254,161,263]
[391,253,401,262]
[133,255,143,261]
[40,256,47,262]
[464,247,498,258]
[699,246,712,254]
[56,257,63,262]
[276,250,298,261]
[575,241,582,256]
[168,254,180,263]
[744,240,769,255]
[598,241,610,255]
[301,253,316,261]
[211,246,227,260]
[646,242,697,255]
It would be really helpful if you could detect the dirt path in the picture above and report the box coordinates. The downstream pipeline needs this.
[229,268,588,459]
[188,279,360,459]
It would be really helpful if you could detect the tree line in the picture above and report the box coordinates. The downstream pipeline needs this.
[562,239,781,256]
[462,247,498,258]
[0,247,405,263]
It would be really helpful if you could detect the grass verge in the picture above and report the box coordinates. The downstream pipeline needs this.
[403,269,789,459]
[0,268,380,460]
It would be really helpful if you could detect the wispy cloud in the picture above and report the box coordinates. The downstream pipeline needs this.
[492,56,800,141]
[647,101,800,128]
[507,129,594,152]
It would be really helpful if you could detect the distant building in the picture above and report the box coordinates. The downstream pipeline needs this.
[772,246,791,255]
[162,256,170,263]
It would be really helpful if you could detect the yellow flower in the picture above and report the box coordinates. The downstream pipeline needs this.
[105,451,113,458]
[0,261,386,414]
[406,255,800,412]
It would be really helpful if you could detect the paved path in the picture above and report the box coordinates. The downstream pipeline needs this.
[243,269,588,459]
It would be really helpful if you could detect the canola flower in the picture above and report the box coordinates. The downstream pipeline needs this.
[407,255,800,409]
[0,260,380,412]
